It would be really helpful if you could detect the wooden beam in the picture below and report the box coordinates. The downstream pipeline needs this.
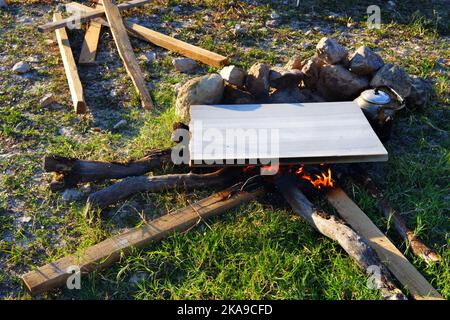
[125,22,228,67]
[39,0,153,33]
[53,13,87,114]
[78,3,103,65]
[326,187,443,300]
[102,0,153,110]
[22,184,264,295]
[66,2,228,67]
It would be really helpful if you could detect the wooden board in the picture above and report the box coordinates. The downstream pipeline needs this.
[22,186,264,294]
[189,102,388,166]
[39,0,153,33]
[326,187,443,300]
[78,20,102,64]
[66,2,228,67]
[125,22,228,67]
[53,13,87,114]
[102,0,153,110]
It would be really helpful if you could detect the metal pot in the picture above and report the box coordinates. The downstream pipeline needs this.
[354,86,405,141]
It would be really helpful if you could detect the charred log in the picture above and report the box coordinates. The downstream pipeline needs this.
[44,149,172,189]
[86,168,242,210]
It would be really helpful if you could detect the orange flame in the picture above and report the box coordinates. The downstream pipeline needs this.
[295,165,334,189]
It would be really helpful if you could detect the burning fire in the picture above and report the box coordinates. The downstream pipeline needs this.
[295,165,334,189]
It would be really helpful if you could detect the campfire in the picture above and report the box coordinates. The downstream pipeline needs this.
[21,4,442,300]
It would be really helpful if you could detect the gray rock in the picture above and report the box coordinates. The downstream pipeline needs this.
[39,93,57,107]
[298,88,326,102]
[405,75,434,109]
[172,57,197,73]
[316,37,348,64]
[221,84,255,104]
[270,11,280,19]
[219,65,246,87]
[175,74,224,122]
[269,87,308,103]
[61,189,83,202]
[317,64,369,100]
[245,62,271,98]
[266,19,280,28]
[301,56,325,88]
[269,67,303,89]
[349,46,384,76]
[284,55,303,70]
[140,51,156,63]
[233,24,246,36]
[113,119,127,130]
[12,61,31,74]
[370,63,412,98]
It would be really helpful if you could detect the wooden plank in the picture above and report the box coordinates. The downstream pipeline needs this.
[78,1,103,65]
[125,22,228,67]
[53,13,87,114]
[39,0,153,33]
[78,20,102,64]
[66,2,228,67]
[22,185,264,294]
[189,102,388,166]
[102,0,153,110]
[326,187,443,300]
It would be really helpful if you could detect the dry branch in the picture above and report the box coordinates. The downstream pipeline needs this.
[350,165,441,264]
[44,149,172,189]
[86,168,240,210]
[275,173,406,300]
[22,183,265,295]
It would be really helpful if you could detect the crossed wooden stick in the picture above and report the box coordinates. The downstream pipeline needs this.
[43,0,228,113]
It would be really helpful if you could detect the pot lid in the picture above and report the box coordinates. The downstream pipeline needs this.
[360,88,391,104]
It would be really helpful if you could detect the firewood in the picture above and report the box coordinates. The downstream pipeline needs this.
[43,149,172,189]
[78,3,103,65]
[86,168,241,210]
[66,2,229,68]
[53,13,87,114]
[275,173,406,300]
[22,183,265,295]
[102,0,153,110]
[349,165,441,264]
[326,187,443,300]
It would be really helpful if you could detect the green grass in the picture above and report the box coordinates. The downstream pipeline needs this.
[0,0,448,300]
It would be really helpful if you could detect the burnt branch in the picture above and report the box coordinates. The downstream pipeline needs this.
[44,149,172,189]
[86,168,242,210]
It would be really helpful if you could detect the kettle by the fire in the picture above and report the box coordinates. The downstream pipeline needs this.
[354,86,405,142]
